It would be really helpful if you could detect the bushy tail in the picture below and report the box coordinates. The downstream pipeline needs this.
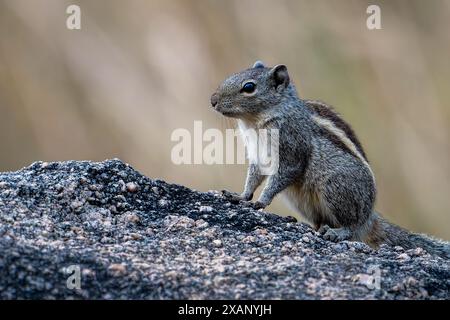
[372,212,450,260]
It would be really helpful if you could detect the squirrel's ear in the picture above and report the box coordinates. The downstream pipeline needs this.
[252,61,265,69]
[269,64,290,89]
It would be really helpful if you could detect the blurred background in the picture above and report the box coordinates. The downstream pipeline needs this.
[0,0,449,239]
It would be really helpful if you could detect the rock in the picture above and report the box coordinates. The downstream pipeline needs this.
[352,273,378,290]
[129,233,142,241]
[125,212,140,224]
[412,247,425,256]
[212,239,223,247]
[397,253,411,261]
[126,182,138,193]
[158,199,169,207]
[254,228,268,236]
[108,263,127,276]
[165,271,178,279]
[243,236,256,243]
[151,187,159,195]
[70,200,84,211]
[199,205,213,213]
[195,219,208,229]
[0,159,448,299]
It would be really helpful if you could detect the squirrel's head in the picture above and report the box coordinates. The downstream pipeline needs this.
[211,61,295,118]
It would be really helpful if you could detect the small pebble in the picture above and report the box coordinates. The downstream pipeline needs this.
[412,247,425,256]
[158,199,169,207]
[243,236,255,243]
[195,219,209,229]
[151,187,159,195]
[254,228,268,235]
[199,206,213,213]
[126,182,138,193]
[130,233,142,240]
[70,200,84,211]
[165,271,178,279]
[125,213,140,224]
[397,253,411,261]
[108,264,127,276]
[79,177,88,184]
[212,239,223,247]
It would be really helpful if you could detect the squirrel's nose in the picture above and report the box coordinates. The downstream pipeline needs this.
[210,93,219,107]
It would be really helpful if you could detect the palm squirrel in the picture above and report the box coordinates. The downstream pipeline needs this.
[211,60,449,258]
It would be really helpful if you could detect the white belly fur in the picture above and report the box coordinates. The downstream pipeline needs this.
[237,119,259,165]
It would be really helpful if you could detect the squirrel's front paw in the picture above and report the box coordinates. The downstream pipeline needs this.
[252,200,267,210]
[221,190,252,203]
[221,190,241,203]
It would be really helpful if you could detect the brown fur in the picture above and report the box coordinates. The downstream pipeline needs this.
[363,217,386,248]
[305,100,368,160]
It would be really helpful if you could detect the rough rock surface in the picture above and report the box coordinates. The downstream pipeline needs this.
[0,159,448,299]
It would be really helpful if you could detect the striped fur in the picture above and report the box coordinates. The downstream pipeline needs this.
[305,100,374,180]
[305,100,367,160]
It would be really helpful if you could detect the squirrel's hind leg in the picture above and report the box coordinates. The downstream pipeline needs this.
[318,225,353,242]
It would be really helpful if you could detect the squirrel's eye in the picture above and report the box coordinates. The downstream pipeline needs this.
[242,82,256,93]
